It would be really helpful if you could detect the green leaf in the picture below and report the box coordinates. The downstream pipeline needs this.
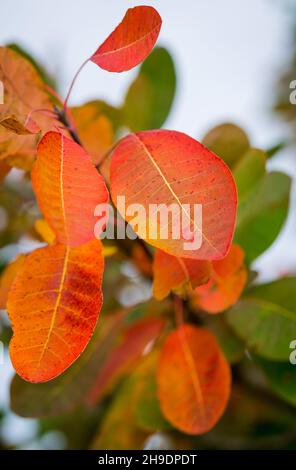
[0,182,35,248]
[122,47,176,131]
[247,277,296,312]
[132,352,171,432]
[266,140,289,159]
[91,377,148,450]
[202,123,250,167]
[235,171,291,263]
[257,358,296,407]
[206,316,245,364]
[226,277,296,361]
[233,148,266,199]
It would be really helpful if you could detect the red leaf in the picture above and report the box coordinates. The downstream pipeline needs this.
[7,240,104,383]
[157,325,231,434]
[87,316,165,404]
[110,130,237,260]
[32,131,109,247]
[91,6,162,72]
[153,249,211,300]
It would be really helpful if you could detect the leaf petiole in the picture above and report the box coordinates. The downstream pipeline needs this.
[63,57,90,110]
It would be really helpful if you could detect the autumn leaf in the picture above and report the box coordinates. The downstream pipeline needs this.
[7,239,104,383]
[0,47,54,168]
[110,130,237,260]
[152,249,211,300]
[157,325,231,435]
[34,219,56,245]
[71,102,114,165]
[0,47,52,134]
[0,255,26,309]
[86,316,165,404]
[32,131,109,247]
[0,112,40,135]
[9,307,162,418]
[192,244,247,314]
[91,6,162,72]
[10,311,127,417]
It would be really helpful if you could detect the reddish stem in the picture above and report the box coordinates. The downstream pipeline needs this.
[63,58,90,110]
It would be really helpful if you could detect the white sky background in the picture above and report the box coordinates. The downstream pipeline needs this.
[0,0,296,278]
[0,0,296,445]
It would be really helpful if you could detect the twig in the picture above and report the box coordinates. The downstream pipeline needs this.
[54,106,82,146]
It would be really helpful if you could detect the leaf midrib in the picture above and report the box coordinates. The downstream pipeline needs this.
[36,245,70,369]
[95,23,161,58]
[133,134,219,254]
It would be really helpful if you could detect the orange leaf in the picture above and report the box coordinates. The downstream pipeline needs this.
[153,249,211,300]
[157,325,231,435]
[0,47,54,167]
[91,6,162,72]
[0,255,26,309]
[34,219,56,245]
[87,316,165,404]
[193,244,247,313]
[71,103,114,165]
[0,47,52,135]
[110,130,237,259]
[7,239,104,383]
[32,131,109,247]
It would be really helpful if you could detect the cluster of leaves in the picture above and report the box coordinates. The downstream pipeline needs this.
[0,5,295,450]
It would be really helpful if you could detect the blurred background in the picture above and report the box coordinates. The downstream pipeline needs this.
[0,0,296,449]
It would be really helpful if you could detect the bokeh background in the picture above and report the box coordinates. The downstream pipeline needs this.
[0,0,296,449]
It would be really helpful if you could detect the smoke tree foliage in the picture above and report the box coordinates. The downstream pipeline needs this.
[0,6,295,450]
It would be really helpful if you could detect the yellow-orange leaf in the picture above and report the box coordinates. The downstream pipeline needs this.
[193,244,247,313]
[34,219,56,244]
[110,130,237,260]
[7,240,104,383]
[157,325,231,435]
[71,103,114,166]
[153,249,211,300]
[0,47,54,167]
[32,131,109,247]
[0,255,26,309]
[0,47,52,135]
